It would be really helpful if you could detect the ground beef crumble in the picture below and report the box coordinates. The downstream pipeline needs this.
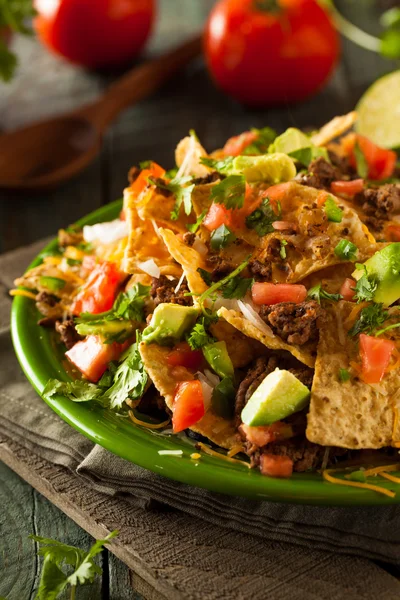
[150,275,193,307]
[55,319,82,350]
[259,301,321,346]
[355,184,400,223]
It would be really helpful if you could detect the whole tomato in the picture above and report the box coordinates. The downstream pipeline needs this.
[204,0,340,106]
[34,0,156,69]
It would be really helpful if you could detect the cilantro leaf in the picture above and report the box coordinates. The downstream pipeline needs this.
[353,270,378,303]
[241,127,277,155]
[198,259,249,307]
[221,275,253,299]
[200,156,234,174]
[348,303,389,337]
[210,224,236,250]
[354,141,368,179]
[339,368,350,382]
[186,318,216,350]
[197,268,213,286]
[149,176,195,220]
[187,210,207,233]
[245,198,281,237]
[30,531,117,600]
[324,196,343,223]
[334,239,358,261]
[42,379,105,404]
[307,283,342,304]
[210,175,246,210]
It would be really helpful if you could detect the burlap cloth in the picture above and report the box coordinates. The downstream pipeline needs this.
[1,239,400,600]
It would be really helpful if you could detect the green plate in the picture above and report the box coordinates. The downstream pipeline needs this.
[11,201,400,505]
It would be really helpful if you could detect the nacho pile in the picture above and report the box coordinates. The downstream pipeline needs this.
[14,114,400,494]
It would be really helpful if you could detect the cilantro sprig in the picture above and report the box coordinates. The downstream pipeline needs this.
[148,176,195,220]
[241,127,277,155]
[307,283,342,304]
[187,210,207,233]
[197,259,250,309]
[348,303,389,337]
[353,267,378,303]
[245,198,281,237]
[334,239,358,261]
[210,175,246,210]
[186,317,216,350]
[210,224,236,250]
[30,531,118,600]
[0,0,36,82]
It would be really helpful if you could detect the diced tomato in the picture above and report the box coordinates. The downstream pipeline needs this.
[203,202,232,231]
[66,336,125,383]
[172,380,205,433]
[386,224,400,242]
[342,134,397,181]
[331,179,364,197]
[130,162,165,196]
[340,278,356,302]
[241,422,293,447]
[71,261,124,315]
[260,454,293,478]
[316,190,329,206]
[252,282,307,306]
[359,333,395,384]
[223,131,258,156]
[167,342,203,370]
[272,220,298,232]
[264,182,292,203]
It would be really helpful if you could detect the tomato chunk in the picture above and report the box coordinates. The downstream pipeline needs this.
[260,454,293,478]
[172,380,205,433]
[359,333,395,384]
[167,342,203,370]
[130,162,165,196]
[264,182,292,203]
[386,224,400,242]
[66,336,124,383]
[343,134,397,181]
[203,202,232,231]
[252,283,307,306]
[331,179,364,197]
[340,278,356,302]
[241,422,293,447]
[71,261,124,315]
[223,131,258,156]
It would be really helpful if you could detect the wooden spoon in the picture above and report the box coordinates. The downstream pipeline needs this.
[0,36,201,191]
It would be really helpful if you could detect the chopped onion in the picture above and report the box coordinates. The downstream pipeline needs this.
[196,372,215,412]
[174,272,186,294]
[83,219,129,244]
[237,299,274,337]
[204,369,220,387]
[212,296,240,312]
[192,237,208,256]
[137,258,160,278]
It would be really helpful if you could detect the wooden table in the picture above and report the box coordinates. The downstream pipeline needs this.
[0,1,397,598]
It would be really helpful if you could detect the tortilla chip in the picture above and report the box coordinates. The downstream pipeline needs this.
[251,182,374,283]
[217,307,316,368]
[311,111,357,146]
[175,136,210,177]
[134,187,194,234]
[210,319,266,369]
[159,228,209,296]
[307,301,400,449]
[139,342,237,449]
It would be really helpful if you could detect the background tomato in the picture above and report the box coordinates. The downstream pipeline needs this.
[204,0,340,106]
[34,0,155,69]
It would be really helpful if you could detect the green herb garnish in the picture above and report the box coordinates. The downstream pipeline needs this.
[149,175,195,220]
[198,259,249,307]
[324,196,343,223]
[339,368,351,382]
[353,268,378,303]
[221,275,253,299]
[334,239,358,261]
[245,198,281,237]
[197,268,213,287]
[210,224,236,250]
[187,210,207,233]
[307,283,342,304]
[210,175,246,210]
[200,156,234,174]
[241,127,277,155]
[348,303,389,337]
[186,317,216,350]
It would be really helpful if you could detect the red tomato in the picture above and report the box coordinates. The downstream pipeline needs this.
[172,380,205,433]
[223,131,258,156]
[203,202,232,231]
[331,179,364,197]
[340,278,356,302]
[386,225,400,242]
[359,334,395,384]
[66,335,124,382]
[241,422,293,446]
[204,0,339,106]
[34,0,155,68]
[167,342,203,370]
[264,182,292,204]
[252,282,307,305]
[260,454,293,478]
[71,261,123,315]
[343,134,397,181]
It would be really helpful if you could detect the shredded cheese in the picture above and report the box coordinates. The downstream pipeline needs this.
[323,469,395,498]
[197,442,251,468]
[190,453,201,460]
[128,411,170,430]
[361,224,376,244]
[43,256,62,266]
[379,472,400,485]
[9,289,37,300]
[359,463,400,477]
[227,445,244,458]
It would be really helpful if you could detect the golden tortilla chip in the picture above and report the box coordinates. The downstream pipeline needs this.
[217,307,316,368]
[251,182,374,283]
[159,228,209,296]
[135,187,194,234]
[311,111,357,146]
[139,342,237,449]
[210,319,266,369]
[307,301,400,449]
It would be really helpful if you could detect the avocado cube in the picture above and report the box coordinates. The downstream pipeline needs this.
[142,304,199,346]
[352,243,400,306]
[241,368,310,427]
[203,341,234,379]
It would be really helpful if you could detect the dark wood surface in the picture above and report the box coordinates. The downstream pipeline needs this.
[0,1,398,598]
